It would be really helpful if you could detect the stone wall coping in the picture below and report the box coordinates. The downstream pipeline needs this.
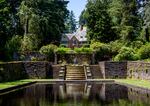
[0,61,51,64]
[99,61,150,64]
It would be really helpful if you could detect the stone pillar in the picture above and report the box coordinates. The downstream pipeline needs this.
[54,53,57,65]
[92,53,95,65]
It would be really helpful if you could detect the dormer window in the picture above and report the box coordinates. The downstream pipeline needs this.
[80,36,83,38]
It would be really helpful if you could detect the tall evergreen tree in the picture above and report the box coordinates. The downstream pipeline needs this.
[109,0,142,42]
[79,10,87,26]
[0,0,22,59]
[143,0,150,41]
[65,10,76,33]
[84,0,117,43]
[18,0,69,46]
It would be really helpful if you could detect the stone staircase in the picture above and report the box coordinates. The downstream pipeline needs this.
[84,65,92,79]
[59,65,66,80]
[65,65,86,80]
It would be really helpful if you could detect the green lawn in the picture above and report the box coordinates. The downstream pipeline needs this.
[115,79,150,89]
[0,80,33,89]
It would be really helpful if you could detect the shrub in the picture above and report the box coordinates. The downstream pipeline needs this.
[129,40,144,50]
[114,47,139,61]
[109,40,124,56]
[5,35,22,60]
[90,42,112,61]
[90,41,104,50]
[31,57,41,61]
[39,44,57,61]
[56,47,71,55]
[21,34,41,52]
[74,47,93,54]
[82,44,90,48]
[138,43,150,59]
[59,44,66,48]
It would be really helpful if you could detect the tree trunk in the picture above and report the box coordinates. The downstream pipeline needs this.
[145,28,149,42]
[24,17,29,35]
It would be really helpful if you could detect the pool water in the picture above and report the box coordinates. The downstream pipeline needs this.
[0,82,150,106]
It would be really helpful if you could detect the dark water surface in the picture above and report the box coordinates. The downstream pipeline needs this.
[0,82,150,106]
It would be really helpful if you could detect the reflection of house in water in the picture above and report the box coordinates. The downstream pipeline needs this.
[61,26,87,48]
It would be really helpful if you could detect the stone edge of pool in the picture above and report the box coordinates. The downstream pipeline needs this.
[0,82,36,95]
[0,79,114,95]
[115,81,150,91]
[0,79,150,95]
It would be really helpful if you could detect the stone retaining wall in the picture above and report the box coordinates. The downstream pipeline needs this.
[0,62,58,82]
[24,62,51,79]
[99,61,150,80]
[127,62,150,80]
[99,62,127,79]
[0,61,150,82]
[0,62,26,82]
[90,65,103,79]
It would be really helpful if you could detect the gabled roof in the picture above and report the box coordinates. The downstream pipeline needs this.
[61,27,87,42]
[74,27,87,42]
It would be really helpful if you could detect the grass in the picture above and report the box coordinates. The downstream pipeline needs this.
[0,80,33,89]
[115,79,150,89]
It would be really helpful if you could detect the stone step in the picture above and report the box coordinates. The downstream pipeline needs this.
[61,67,65,70]
[66,74,85,77]
[59,71,64,73]
[66,71,85,73]
[66,73,85,75]
[59,74,64,77]
[66,75,85,77]
[66,70,84,72]
[66,78,86,80]
[87,73,92,76]
[86,70,91,73]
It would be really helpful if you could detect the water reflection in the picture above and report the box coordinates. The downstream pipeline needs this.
[0,82,150,106]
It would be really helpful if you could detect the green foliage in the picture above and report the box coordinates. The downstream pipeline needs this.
[143,1,150,42]
[18,0,69,44]
[0,0,68,61]
[138,43,150,59]
[79,9,87,26]
[129,40,144,50]
[0,0,23,59]
[91,42,112,61]
[31,57,41,61]
[82,44,90,48]
[56,47,71,55]
[114,47,139,61]
[74,47,93,54]
[21,34,41,52]
[90,41,105,50]
[65,10,77,33]
[39,44,57,61]
[84,0,117,43]
[109,40,124,56]
[5,35,22,60]
[108,0,124,25]
[59,44,66,48]
[120,26,135,41]
[19,55,25,61]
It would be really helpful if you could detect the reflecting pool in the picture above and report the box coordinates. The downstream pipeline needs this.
[0,82,150,106]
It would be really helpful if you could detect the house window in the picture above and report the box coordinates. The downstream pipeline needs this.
[73,40,77,45]
[80,36,83,38]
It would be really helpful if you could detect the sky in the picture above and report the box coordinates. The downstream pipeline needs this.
[67,0,87,21]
